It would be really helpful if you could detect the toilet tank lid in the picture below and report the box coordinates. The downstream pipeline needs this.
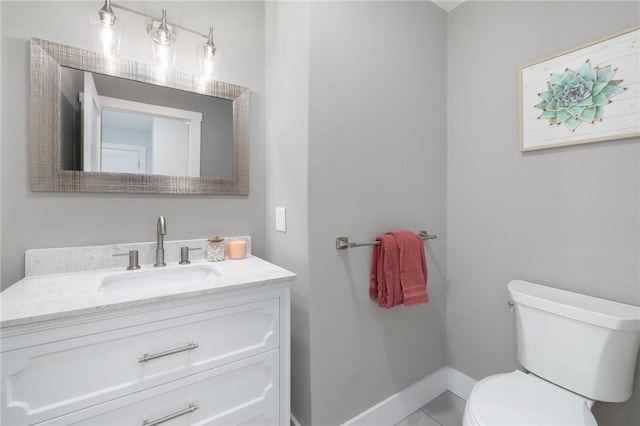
[508,280,640,331]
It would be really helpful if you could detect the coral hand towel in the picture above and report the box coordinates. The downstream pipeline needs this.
[370,234,403,308]
[390,230,429,306]
[370,230,428,308]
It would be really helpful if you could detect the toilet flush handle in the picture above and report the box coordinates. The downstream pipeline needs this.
[507,301,517,312]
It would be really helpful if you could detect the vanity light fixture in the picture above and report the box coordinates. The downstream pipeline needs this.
[97,0,116,26]
[198,27,217,80]
[148,10,176,68]
[96,0,217,76]
[95,0,122,56]
[147,10,176,47]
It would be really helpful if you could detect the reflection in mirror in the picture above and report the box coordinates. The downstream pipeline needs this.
[101,110,194,176]
[31,38,249,194]
[60,67,233,178]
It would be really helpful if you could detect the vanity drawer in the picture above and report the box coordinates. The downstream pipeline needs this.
[2,298,279,426]
[35,349,280,426]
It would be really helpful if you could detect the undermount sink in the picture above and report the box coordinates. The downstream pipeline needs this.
[99,264,221,292]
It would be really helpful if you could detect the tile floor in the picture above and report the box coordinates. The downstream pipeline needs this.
[394,391,466,426]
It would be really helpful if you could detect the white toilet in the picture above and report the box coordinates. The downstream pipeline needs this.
[463,279,640,426]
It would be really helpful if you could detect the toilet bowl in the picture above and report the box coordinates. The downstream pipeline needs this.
[463,371,596,426]
[462,280,640,426]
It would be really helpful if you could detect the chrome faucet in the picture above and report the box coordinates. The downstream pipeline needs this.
[154,216,167,267]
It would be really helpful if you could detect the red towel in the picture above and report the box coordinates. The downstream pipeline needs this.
[370,230,429,308]
[370,234,402,308]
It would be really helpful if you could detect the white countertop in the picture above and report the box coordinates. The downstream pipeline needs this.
[1,256,296,328]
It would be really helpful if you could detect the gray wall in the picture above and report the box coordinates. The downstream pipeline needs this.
[306,2,447,424]
[1,1,266,287]
[446,2,640,425]
[266,2,447,424]
[265,1,312,424]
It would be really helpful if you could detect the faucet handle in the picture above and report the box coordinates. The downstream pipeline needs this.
[114,250,141,270]
[179,247,201,265]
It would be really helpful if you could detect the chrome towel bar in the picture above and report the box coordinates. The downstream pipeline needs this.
[336,230,437,250]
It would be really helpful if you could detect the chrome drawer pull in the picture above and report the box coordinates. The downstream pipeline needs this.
[142,403,199,426]
[138,342,199,363]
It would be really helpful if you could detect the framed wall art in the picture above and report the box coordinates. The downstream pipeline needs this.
[519,27,639,151]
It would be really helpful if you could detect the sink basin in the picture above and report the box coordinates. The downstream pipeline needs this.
[99,264,221,292]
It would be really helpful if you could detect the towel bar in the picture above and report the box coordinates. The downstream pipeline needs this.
[336,230,437,250]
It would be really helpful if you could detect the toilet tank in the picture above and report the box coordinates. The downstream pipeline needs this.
[508,280,640,402]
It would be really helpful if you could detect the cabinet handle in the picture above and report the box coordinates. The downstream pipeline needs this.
[142,403,199,426]
[138,342,199,363]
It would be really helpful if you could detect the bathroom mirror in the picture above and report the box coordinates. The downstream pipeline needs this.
[30,38,249,194]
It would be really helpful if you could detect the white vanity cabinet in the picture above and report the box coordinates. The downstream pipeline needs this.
[1,287,290,426]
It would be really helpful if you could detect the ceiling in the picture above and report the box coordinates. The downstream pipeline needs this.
[431,1,466,12]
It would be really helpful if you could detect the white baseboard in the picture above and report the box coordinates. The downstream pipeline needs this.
[341,366,477,426]
[290,412,301,426]
[446,366,477,400]
[342,366,448,425]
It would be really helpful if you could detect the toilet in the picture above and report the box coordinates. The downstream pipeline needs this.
[463,279,640,426]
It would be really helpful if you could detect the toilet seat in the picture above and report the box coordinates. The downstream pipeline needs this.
[463,370,597,426]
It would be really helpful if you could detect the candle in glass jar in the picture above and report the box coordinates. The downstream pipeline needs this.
[228,240,247,259]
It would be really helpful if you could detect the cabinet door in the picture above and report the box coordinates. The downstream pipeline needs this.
[2,298,279,425]
[36,350,280,426]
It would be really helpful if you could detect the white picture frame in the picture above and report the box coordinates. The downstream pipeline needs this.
[519,27,639,151]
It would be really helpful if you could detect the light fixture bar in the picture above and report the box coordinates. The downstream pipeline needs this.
[109,2,209,40]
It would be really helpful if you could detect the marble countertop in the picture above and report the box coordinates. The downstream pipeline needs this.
[1,256,296,328]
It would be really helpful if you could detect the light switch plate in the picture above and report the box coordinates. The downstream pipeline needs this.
[275,207,286,232]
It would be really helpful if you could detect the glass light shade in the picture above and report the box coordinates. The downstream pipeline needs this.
[198,27,218,80]
[198,47,216,80]
[152,42,176,69]
[91,17,122,56]
[148,10,176,46]
[98,2,116,26]
[149,26,176,46]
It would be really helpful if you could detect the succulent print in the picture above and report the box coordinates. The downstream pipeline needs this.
[535,60,626,132]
